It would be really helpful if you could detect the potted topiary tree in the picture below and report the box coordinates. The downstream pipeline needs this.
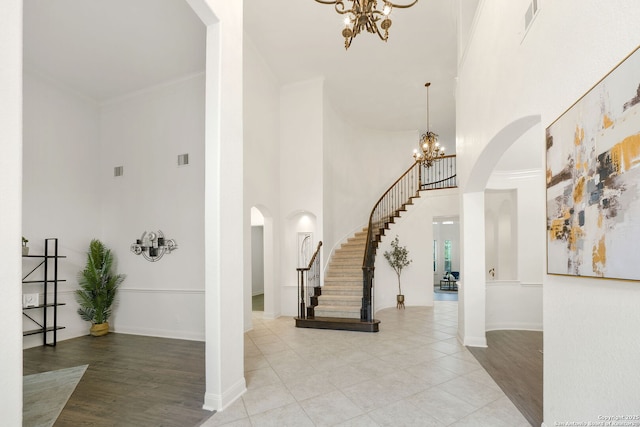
[76,239,125,336]
[383,235,412,309]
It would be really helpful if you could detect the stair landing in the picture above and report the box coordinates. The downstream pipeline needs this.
[295,316,380,332]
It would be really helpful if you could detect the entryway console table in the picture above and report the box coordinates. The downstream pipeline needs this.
[22,238,66,346]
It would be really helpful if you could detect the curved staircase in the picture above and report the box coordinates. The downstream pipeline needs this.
[314,229,367,319]
[295,156,457,333]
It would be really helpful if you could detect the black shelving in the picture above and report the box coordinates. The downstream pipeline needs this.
[22,238,66,346]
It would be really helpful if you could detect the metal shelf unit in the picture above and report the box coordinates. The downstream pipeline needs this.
[22,238,66,346]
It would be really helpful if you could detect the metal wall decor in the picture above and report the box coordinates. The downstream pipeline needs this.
[130,230,177,262]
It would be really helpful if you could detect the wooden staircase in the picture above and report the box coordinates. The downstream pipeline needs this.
[296,229,381,332]
[295,157,456,333]
[295,195,419,332]
[314,229,367,319]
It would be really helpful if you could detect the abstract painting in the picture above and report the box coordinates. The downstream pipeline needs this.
[547,45,640,280]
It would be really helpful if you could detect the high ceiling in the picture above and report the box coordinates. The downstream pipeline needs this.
[24,0,459,143]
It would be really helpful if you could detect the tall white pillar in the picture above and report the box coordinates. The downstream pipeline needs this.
[460,191,487,347]
[192,0,246,411]
[0,0,24,424]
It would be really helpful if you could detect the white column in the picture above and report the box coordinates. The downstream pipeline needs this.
[459,191,487,347]
[196,0,246,411]
[0,0,24,424]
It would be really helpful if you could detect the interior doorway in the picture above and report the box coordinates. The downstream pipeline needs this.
[432,217,459,301]
[250,207,265,313]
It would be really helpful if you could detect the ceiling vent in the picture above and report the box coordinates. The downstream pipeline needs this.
[114,166,123,177]
[525,0,539,32]
[178,153,189,166]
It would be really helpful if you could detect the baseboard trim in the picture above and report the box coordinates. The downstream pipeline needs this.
[486,323,543,332]
[464,335,488,348]
[113,326,204,342]
[203,377,246,411]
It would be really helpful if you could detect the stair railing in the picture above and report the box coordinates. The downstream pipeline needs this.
[297,241,323,319]
[419,154,457,190]
[361,155,457,321]
[361,162,420,321]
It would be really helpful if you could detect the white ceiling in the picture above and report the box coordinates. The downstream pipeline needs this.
[24,0,459,142]
[23,0,206,101]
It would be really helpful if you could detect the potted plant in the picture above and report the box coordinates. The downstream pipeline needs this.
[22,236,29,256]
[76,239,125,336]
[383,235,412,309]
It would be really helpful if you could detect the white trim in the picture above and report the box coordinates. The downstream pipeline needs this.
[262,311,279,320]
[489,168,543,180]
[463,335,488,348]
[118,288,204,295]
[100,71,205,108]
[23,64,100,107]
[485,281,542,287]
[486,323,543,332]
[203,377,247,412]
[113,326,205,342]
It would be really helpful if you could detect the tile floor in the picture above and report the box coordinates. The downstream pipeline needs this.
[201,302,530,427]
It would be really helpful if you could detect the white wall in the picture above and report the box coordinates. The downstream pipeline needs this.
[323,113,418,258]
[458,0,640,421]
[0,1,24,422]
[99,74,206,340]
[279,79,324,316]
[375,188,459,312]
[22,71,102,347]
[484,189,516,281]
[244,37,281,322]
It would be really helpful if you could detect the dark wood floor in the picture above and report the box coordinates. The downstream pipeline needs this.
[23,333,212,427]
[467,330,543,427]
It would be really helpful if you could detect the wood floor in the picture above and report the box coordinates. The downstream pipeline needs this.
[23,333,212,427]
[467,330,543,427]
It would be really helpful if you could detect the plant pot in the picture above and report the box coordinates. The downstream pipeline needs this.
[22,246,29,256]
[396,294,405,309]
[90,322,110,337]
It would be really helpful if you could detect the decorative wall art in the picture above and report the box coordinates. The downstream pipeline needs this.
[546,45,640,280]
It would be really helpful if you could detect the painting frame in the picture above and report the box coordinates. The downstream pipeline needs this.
[546,44,640,281]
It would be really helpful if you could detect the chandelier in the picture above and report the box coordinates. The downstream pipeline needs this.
[315,0,418,50]
[413,82,445,167]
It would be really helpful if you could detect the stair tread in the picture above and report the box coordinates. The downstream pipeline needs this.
[318,295,361,301]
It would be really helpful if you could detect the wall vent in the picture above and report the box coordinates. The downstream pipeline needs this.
[178,153,189,166]
[114,166,124,177]
[524,0,539,31]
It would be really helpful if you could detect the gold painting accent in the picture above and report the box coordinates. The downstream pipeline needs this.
[546,45,640,280]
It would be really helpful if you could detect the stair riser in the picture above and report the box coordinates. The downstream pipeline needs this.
[326,271,362,277]
[321,290,362,296]
[316,299,360,306]
[314,310,360,319]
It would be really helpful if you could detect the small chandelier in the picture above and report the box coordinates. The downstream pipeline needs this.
[315,0,418,50]
[413,82,445,167]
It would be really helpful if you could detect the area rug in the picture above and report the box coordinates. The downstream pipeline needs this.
[23,364,88,427]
